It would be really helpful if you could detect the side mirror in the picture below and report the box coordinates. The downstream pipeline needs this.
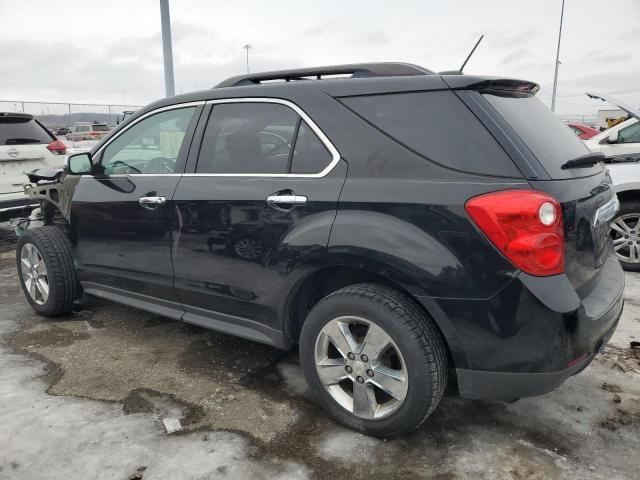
[606,130,619,144]
[65,152,93,175]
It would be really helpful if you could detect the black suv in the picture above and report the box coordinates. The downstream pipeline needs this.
[16,63,624,437]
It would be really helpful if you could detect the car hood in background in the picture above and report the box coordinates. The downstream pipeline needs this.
[586,91,640,121]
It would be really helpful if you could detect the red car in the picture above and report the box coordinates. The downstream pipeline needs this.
[567,123,600,139]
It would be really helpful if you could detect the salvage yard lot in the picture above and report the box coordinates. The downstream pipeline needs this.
[0,227,639,480]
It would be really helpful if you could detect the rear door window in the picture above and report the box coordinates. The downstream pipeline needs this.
[92,124,110,132]
[482,93,595,178]
[0,116,52,145]
[197,102,334,175]
[341,91,522,177]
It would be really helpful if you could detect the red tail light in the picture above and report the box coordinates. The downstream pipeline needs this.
[90,131,100,136]
[465,190,564,276]
[46,139,67,155]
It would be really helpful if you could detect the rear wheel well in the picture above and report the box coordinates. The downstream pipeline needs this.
[285,266,456,371]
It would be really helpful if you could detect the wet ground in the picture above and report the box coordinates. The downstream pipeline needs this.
[1,223,639,479]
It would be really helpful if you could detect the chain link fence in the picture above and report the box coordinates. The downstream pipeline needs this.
[0,100,144,128]
[2,98,604,131]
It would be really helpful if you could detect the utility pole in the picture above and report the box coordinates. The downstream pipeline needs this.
[551,0,565,112]
[160,0,175,97]
[243,44,252,73]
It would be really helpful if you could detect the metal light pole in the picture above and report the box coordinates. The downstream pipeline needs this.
[243,44,252,73]
[160,0,175,97]
[551,0,566,112]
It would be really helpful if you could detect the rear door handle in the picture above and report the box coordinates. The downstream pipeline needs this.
[266,193,307,211]
[138,195,166,210]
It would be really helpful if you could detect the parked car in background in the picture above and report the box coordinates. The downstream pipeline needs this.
[55,127,71,136]
[0,112,66,217]
[584,92,640,270]
[66,123,110,141]
[16,64,623,437]
[567,122,600,140]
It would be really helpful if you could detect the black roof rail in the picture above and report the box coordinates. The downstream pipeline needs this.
[214,62,434,88]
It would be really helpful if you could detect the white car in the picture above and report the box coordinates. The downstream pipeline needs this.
[66,123,110,141]
[0,112,66,216]
[584,93,640,271]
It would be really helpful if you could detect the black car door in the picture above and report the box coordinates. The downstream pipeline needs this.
[171,100,346,346]
[70,104,202,314]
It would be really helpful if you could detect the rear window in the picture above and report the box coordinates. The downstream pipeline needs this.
[92,124,110,132]
[483,93,593,178]
[0,116,52,145]
[341,90,522,177]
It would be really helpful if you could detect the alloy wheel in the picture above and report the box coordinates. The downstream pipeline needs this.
[20,243,49,305]
[314,316,408,420]
[611,214,640,263]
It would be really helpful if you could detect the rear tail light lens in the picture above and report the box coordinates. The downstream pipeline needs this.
[47,139,67,155]
[465,190,564,276]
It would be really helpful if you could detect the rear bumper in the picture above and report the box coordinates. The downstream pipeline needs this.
[422,253,625,400]
[0,192,37,213]
[456,295,622,399]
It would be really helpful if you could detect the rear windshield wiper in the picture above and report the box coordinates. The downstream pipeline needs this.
[560,152,605,170]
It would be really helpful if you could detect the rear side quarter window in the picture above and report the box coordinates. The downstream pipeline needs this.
[340,91,522,178]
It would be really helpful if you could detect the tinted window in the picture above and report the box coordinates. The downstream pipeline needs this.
[197,103,298,174]
[342,91,521,177]
[619,121,640,143]
[0,116,51,145]
[92,124,109,132]
[290,121,332,174]
[101,107,196,174]
[483,93,592,178]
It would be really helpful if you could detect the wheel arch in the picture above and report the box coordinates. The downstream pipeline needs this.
[616,188,640,204]
[283,263,461,372]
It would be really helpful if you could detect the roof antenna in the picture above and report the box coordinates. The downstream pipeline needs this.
[459,35,484,72]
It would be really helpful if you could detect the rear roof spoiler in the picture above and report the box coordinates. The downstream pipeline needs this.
[215,62,434,88]
[0,112,33,120]
[464,79,540,95]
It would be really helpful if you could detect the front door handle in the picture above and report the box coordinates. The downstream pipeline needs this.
[138,195,166,210]
[266,193,308,212]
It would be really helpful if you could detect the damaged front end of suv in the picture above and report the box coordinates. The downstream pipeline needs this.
[12,167,80,236]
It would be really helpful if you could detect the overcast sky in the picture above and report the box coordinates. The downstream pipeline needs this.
[1,0,638,116]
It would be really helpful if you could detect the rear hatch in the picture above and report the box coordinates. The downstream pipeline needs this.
[478,88,617,291]
[0,113,55,195]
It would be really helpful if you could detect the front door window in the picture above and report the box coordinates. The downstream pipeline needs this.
[100,107,196,175]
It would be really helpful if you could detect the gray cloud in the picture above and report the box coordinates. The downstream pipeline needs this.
[0,0,638,116]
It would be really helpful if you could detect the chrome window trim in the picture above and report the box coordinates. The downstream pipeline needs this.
[93,97,341,179]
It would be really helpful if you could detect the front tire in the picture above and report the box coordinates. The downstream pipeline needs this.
[299,284,447,437]
[610,199,640,271]
[16,226,79,316]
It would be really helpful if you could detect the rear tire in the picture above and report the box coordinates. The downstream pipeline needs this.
[16,226,79,316]
[610,199,640,272]
[299,283,447,437]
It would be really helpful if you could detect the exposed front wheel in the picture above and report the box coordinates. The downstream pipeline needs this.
[610,200,640,271]
[300,284,447,437]
[16,226,79,316]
